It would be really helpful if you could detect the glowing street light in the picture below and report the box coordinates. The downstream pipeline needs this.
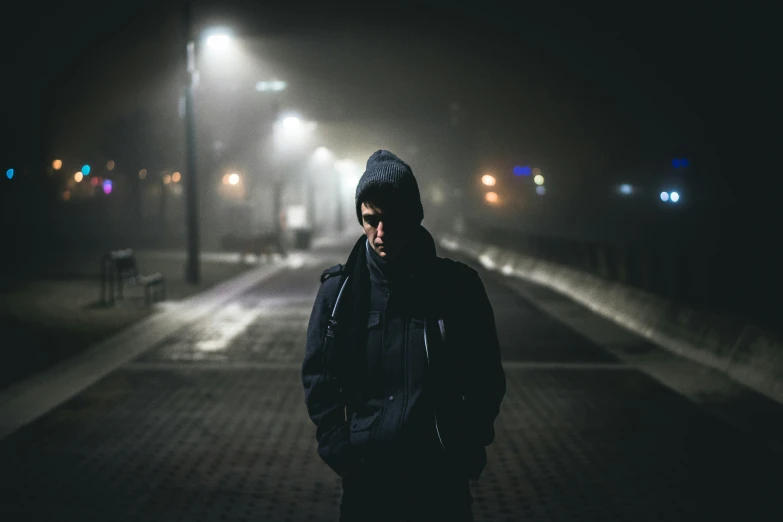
[52,159,62,170]
[206,33,232,50]
[228,173,240,185]
[485,192,499,204]
[481,174,496,187]
[619,184,633,195]
[283,116,301,129]
[314,146,333,162]
[536,186,546,196]
[670,191,680,203]
[255,79,287,92]
[534,174,544,186]
[74,172,84,182]
[660,191,670,202]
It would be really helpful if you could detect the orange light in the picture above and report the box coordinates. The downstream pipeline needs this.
[172,171,181,183]
[485,192,499,204]
[222,174,230,185]
[481,174,496,187]
[62,190,71,201]
[162,174,171,185]
[52,159,62,170]
[106,160,115,171]
[74,172,83,182]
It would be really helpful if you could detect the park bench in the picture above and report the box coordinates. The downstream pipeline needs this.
[100,249,165,306]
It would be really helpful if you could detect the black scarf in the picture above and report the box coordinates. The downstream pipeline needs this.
[334,226,438,394]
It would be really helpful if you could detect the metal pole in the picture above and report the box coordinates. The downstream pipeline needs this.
[184,0,200,283]
[334,167,343,232]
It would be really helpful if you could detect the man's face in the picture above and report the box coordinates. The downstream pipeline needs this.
[361,202,415,261]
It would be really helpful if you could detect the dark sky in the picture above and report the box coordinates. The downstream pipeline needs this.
[4,0,779,229]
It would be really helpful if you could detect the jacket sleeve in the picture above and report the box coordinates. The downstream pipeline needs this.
[463,269,506,447]
[301,278,358,477]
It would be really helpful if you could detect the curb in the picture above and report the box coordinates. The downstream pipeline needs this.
[0,257,291,442]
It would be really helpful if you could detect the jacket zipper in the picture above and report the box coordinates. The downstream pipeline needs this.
[423,323,447,452]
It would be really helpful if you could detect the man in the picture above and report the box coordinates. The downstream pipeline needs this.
[302,150,506,522]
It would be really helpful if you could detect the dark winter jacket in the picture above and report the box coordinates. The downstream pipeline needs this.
[301,226,506,480]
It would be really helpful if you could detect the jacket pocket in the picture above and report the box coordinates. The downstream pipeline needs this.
[349,410,381,448]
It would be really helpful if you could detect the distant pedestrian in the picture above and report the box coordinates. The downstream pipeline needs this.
[302,150,506,521]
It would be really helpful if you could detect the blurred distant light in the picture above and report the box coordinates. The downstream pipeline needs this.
[82,164,91,175]
[90,177,100,186]
[206,33,232,50]
[139,169,147,179]
[619,183,633,195]
[660,191,670,202]
[314,146,332,161]
[536,186,546,196]
[481,174,496,187]
[172,171,181,183]
[670,191,680,203]
[52,159,62,170]
[228,173,240,185]
[532,167,542,177]
[334,159,358,175]
[485,192,499,204]
[5,169,13,179]
[513,165,532,176]
[282,116,301,129]
[62,190,71,201]
[103,179,113,195]
[106,160,115,171]
[162,174,172,185]
[255,79,287,92]
[74,172,84,182]
[681,158,689,167]
[534,174,545,186]
[222,173,230,185]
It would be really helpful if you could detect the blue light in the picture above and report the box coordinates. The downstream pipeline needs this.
[660,191,670,202]
[672,159,681,168]
[681,158,689,167]
[82,164,91,175]
[513,165,532,176]
[619,184,633,195]
[670,191,680,203]
[5,169,13,179]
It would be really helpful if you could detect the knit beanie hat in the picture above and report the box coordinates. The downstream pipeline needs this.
[355,150,424,225]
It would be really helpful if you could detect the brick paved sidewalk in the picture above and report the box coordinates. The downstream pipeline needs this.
[0,249,281,392]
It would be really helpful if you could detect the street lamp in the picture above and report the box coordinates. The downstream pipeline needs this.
[182,1,234,284]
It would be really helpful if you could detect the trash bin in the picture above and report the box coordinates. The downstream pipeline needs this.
[293,228,313,250]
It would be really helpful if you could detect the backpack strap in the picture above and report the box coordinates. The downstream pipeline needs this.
[320,263,345,283]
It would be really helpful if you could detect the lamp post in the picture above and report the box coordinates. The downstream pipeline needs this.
[183,0,200,284]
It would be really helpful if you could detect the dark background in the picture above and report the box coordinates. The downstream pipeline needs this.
[2,0,780,331]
